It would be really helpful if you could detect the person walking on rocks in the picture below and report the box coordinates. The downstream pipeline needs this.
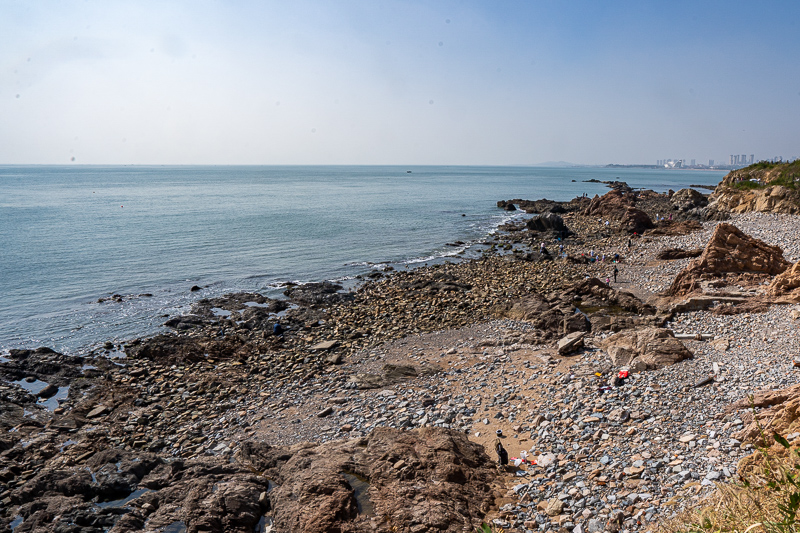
[613,266,618,283]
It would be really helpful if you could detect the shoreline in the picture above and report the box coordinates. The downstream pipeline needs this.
[3,185,800,532]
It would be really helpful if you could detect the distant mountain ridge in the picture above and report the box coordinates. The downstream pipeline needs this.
[531,161,586,168]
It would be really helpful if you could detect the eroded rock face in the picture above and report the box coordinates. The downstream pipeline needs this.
[711,185,800,215]
[668,223,791,297]
[599,327,693,370]
[767,261,800,303]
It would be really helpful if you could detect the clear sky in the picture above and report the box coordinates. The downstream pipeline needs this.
[1,0,798,165]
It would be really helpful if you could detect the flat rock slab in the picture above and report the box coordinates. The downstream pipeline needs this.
[310,340,339,351]
[557,332,586,355]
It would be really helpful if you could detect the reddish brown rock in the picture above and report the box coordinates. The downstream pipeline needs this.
[668,223,791,297]
[767,261,800,303]
[252,427,498,533]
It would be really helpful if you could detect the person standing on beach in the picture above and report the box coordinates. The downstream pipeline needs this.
[494,439,509,466]
[613,266,618,283]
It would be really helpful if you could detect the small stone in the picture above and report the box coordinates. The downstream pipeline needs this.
[86,406,108,418]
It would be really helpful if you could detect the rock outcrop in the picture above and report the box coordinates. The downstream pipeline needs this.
[6,427,497,533]
[259,427,498,533]
[599,327,693,370]
[707,162,800,216]
[583,190,654,234]
[646,220,703,236]
[493,278,662,344]
[668,223,791,297]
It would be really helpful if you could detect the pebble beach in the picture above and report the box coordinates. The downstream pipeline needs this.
[3,203,800,533]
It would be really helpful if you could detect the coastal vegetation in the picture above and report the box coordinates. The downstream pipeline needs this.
[729,161,800,191]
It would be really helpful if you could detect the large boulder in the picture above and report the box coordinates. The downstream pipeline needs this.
[668,223,791,297]
[491,295,590,340]
[670,188,708,212]
[583,190,654,234]
[526,212,571,235]
[599,327,693,370]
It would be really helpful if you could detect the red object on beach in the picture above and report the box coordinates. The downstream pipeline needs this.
[618,370,629,378]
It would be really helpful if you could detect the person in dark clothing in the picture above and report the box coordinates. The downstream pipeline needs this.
[273,322,283,336]
[495,439,509,466]
[613,266,618,283]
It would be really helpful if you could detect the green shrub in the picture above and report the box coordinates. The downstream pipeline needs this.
[732,180,766,191]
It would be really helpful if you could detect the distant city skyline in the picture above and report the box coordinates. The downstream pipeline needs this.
[653,153,796,169]
[1,1,799,165]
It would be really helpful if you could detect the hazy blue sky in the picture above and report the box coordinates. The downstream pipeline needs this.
[2,1,798,165]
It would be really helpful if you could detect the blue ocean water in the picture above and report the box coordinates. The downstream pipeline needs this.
[0,165,725,354]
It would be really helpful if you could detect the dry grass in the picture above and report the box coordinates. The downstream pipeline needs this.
[660,434,800,533]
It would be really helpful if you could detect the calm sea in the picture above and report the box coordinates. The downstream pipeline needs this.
[0,165,725,354]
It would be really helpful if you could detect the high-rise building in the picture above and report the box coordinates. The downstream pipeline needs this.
[709,159,714,166]
[749,155,754,165]
[691,159,696,166]
[730,155,735,165]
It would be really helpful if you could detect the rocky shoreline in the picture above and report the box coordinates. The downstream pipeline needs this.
[3,176,800,533]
